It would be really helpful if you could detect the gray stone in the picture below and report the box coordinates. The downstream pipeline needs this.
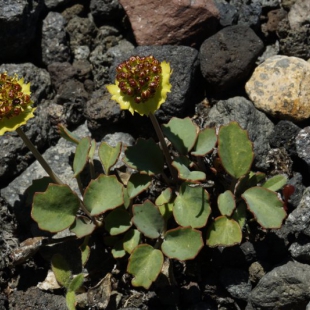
[85,90,126,135]
[41,12,71,65]
[90,29,132,89]
[269,120,301,157]
[247,261,310,309]
[277,17,310,60]
[43,0,74,9]
[90,0,123,24]
[220,268,252,301]
[286,172,305,209]
[0,0,43,62]
[261,0,281,8]
[231,0,262,28]
[65,16,97,51]
[110,45,205,122]
[203,97,274,171]
[73,46,90,60]
[47,62,77,91]
[56,79,89,126]
[0,63,52,103]
[213,1,238,27]
[285,187,310,237]
[296,127,310,169]
[289,242,310,263]
[288,0,310,30]
[199,25,264,92]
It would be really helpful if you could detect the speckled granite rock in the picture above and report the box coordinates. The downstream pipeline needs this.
[119,0,219,46]
[246,55,310,121]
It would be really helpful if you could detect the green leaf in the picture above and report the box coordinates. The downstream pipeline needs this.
[123,229,141,254]
[70,216,96,238]
[172,157,206,182]
[262,174,288,192]
[83,175,124,216]
[32,184,80,233]
[242,187,286,228]
[73,137,91,177]
[161,227,203,260]
[158,202,174,222]
[80,237,90,266]
[112,240,126,258]
[235,172,266,196]
[206,216,242,247]
[191,127,217,156]
[51,254,71,288]
[105,207,132,236]
[132,200,164,239]
[123,187,131,209]
[127,173,152,199]
[162,117,198,155]
[66,291,76,310]
[218,190,236,216]
[155,188,173,206]
[173,183,211,228]
[127,244,164,289]
[218,122,254,179]
[124,138,164,175]
[98,142,121,175]
[88,139,96,161]
[58,124,80,144]
[68,274,84,292]
[232,201,247,230]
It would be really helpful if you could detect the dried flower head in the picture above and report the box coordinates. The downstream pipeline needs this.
[0,72,35,135]
[107,55,172,116]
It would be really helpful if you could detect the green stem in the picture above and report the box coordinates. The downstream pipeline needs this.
[16,127,64,185]
[149,113,178,183]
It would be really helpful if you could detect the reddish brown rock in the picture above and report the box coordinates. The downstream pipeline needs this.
[119,0,219,46]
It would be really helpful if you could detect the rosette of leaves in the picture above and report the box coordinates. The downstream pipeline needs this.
[29,118,287,292]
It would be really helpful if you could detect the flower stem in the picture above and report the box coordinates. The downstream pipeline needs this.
[149,113,178,183]
[16,127,64,185]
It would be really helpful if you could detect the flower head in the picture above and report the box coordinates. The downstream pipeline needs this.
[107,55,172,116]
[0,72,36,135]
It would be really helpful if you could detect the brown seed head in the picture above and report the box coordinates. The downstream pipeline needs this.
[116,55,162,103]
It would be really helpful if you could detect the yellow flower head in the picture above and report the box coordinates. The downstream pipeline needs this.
[0,72,36,135]
[106,55,172,116]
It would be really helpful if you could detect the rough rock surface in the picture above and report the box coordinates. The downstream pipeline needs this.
[119,0,219,46]
[285,187,310,237]
[203,97,274,170]
[246,55,310,121]
[288,0,310,30]
[247,261,310,309]
[41,12,71,65]
[0,0,43,62]
[199,25,264,91]
[296,127,310,169]
[269,120,301,157]
[277,16,310,60]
